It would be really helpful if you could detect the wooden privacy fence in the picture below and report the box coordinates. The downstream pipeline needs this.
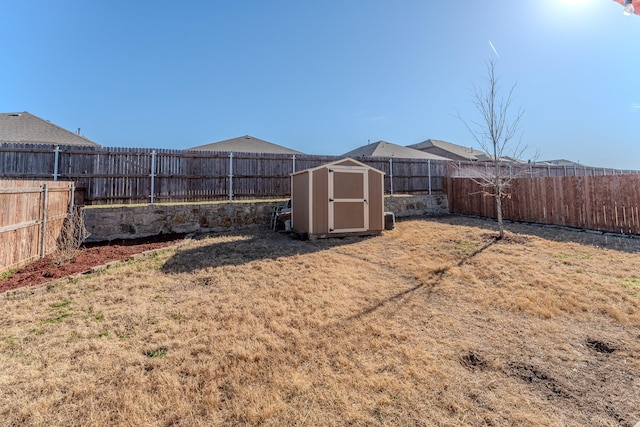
[446,174,640,235]
[0,143,448,204]
[448,160,639,178]
[0,180,74,273]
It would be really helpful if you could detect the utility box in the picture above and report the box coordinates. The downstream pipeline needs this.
[291,158,385,239]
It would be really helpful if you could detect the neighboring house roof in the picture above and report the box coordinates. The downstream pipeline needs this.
[408,139,488,161]
[534,159,583,167]
[342,140,449,160]
[0,111,100,147]
[189,135,303,154]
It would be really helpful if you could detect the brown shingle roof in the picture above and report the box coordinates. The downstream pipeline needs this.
[343,140,448,160]
[0,112,100,147]
[408,139,487,161]
[189,135,303,154]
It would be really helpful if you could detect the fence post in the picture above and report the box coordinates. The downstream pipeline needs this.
[69,182,75,216]
[428,159,432,195]
[229,152,234,203]
[40,184,49,259]
[292,154,296,173]
[150,150,156,205]
[53,145,60,181]
[389,158,394,196]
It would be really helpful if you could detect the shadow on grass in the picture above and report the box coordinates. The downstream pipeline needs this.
[425,215,640,254]
[161,228,375,274]
[346,237,496,322]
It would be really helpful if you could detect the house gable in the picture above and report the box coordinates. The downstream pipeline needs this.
[0,112,100,147]
[189,135,303,155]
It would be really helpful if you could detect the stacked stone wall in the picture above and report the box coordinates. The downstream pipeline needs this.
[84,195,448,242]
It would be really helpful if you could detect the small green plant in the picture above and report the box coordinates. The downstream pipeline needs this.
[1,269,16,280]
[43,313,70,324]
[51,299,72,309]
[3,337,16,345]
[97,330,110,338]
[144,347,167,358]
[84,306,104,321]
[621,278,640,298]
[115,330,130,340]
[44,299,73,324]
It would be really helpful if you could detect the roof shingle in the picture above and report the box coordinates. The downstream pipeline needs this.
[189,135,303,154]
[343,140,449,160]
[0,112,100,147]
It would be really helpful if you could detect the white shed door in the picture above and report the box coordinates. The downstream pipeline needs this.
[328,166,369,233]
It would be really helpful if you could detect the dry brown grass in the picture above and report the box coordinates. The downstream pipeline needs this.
[1,216,639,426]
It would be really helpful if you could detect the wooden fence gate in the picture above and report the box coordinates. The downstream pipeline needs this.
[0,180,74,274]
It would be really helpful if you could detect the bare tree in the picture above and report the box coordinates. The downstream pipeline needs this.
[457,60,526,239]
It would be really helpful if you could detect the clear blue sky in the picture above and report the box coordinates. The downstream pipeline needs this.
[1,1,638,169]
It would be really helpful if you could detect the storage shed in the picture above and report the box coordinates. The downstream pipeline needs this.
[291,158,385,239]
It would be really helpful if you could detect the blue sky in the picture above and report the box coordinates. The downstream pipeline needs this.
[1,0,638,169]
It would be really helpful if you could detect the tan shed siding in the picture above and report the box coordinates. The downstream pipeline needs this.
[291,172,310,233]
[368,169,384,231]
[335,159,361,167]
[333,171,364,199]
[334,202,366,229]
[312,168,329,234]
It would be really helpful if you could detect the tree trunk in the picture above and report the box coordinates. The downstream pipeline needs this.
[495,172,504,239]
[495,190,504,239]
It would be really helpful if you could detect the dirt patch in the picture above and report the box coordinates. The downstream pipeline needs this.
[586,339,616,354]
[0,234,185,294]
[481,232,530,245]
[460,351,488,371]
[507,362,569,399]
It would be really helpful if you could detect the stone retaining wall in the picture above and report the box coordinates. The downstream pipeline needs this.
[385,194,448,218]
[83,194,448,242]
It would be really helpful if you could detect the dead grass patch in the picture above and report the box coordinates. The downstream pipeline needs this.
[1,215,639,426]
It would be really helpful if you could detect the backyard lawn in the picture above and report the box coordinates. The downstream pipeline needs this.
[1,216,639,426]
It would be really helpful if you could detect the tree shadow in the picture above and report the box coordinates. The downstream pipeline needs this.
[422,215,640,254]
[345,238,496,322]
[161,228,376,274]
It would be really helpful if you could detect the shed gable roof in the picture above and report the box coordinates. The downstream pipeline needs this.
[189,135,303,154]
[291,157,385,176]
[0,112,100,147]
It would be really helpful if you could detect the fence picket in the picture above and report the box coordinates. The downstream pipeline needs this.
[446,175,640,235]
[0,180,73,273]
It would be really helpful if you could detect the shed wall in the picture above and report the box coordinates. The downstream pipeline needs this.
[311,168,329,234]
[291,172,310,233]
[368,169,384,231]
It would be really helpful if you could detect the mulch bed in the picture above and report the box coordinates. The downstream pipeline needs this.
[1,234,185,294]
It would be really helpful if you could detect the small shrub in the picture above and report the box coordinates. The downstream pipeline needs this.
[50,206,89,267]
